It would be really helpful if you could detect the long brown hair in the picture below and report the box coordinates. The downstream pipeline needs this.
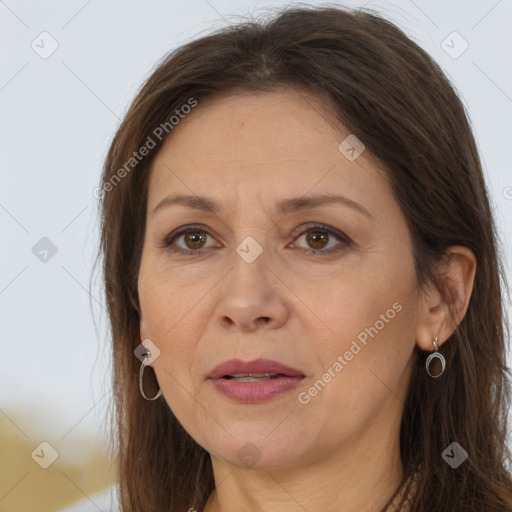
[96,5,512,511]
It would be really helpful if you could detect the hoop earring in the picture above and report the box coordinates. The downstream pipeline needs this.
[139,351,162,400]
[425,338,446,378]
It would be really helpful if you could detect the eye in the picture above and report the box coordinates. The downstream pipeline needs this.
[160,225,217,256]
[160,223,352,256]
[290,223,351,255]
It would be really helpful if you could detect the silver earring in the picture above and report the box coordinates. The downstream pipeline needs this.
[139,351,162,400]
[425,338,446,378]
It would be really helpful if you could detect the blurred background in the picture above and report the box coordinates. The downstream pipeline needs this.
[1,0,511,510]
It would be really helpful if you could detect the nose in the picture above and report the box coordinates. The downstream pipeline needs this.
[215,247,289,333]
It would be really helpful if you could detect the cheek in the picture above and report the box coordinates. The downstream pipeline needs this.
[298,307,416,450]
[308,258,413,352]
[145,294,205,420]
[138,271,203,380]
[139,259,209,338]
[303,260,418,413]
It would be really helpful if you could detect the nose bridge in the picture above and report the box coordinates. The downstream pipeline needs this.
[220,194,276,266]
[223,192,288,290]
[215,228,288,331]
[227,230,270,292]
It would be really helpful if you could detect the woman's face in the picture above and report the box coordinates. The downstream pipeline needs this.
[138,89,425,471]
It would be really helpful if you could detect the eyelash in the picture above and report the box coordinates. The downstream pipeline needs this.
[159,223,352,257]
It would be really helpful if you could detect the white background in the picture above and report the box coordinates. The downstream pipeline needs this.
[0,0,511,508]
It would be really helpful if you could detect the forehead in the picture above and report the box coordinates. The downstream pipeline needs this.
[147,90,388,212]
[160,89,343,156]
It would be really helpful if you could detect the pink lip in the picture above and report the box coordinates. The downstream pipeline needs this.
[208,358,305,404]
[208,358,305,379]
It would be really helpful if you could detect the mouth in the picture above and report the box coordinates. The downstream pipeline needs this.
[222,373,292,382]
[208,358,305,380]
[208,358,306,403]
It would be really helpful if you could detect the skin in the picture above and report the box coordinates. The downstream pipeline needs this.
[137,88,476,512]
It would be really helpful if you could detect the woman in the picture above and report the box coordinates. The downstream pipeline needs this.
[97,4,512,511]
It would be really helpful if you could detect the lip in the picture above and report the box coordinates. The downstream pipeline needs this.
[208,358,305,380]
[208,358,305,404]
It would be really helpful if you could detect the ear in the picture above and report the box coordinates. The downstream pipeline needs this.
[415,245,477,351]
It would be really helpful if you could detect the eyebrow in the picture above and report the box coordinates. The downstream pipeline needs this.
[151,193,372,218]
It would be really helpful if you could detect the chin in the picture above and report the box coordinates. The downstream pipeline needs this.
[205,432,313,471]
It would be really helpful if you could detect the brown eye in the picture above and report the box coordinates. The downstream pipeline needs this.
[162,225,217,256]
[305,230,329,250]
[161,223,351,257]
[291,224,351,255]
[182,230,207,250]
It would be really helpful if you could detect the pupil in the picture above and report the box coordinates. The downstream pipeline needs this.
[186,231,205,249]
[307,231,327,249]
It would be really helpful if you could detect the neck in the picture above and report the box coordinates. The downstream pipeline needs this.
[204,421,404,512]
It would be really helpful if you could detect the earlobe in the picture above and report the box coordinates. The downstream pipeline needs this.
[415,245,477,351]
[415,303,446,352]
